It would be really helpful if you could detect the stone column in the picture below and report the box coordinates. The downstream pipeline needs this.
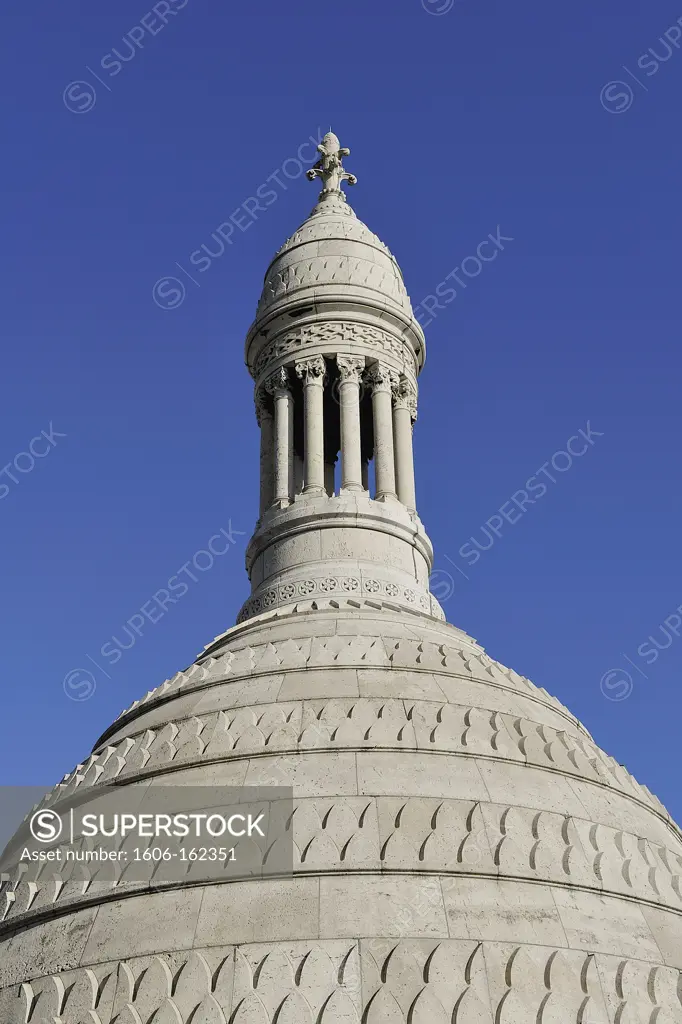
[264,367,294,506]
[337,355,365,492]
[324,458,336,497]
[294,454,304,495]
[367,363,398,501]
[392,377,418,512]
[255,391,274,515]
[296,356,327,495]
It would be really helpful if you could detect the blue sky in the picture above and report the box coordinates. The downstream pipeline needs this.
[1,0,681,823]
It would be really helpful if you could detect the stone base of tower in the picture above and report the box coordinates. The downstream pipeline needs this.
[240,490,443,624]
[2,606,681,1021]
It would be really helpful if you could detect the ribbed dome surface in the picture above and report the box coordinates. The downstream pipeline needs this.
[255,193,413,322]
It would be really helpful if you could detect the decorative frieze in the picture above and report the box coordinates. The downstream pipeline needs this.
[238,573,436,624]
[252,321,417,381]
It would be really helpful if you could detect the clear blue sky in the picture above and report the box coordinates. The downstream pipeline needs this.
[2,0,681,823]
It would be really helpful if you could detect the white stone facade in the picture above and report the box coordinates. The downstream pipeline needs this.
[2,135,680,1022]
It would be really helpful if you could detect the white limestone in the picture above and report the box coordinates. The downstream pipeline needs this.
[368,363,398,501]
[2,133,681,1022]
[296,356,326,496]
[337,355,364,492]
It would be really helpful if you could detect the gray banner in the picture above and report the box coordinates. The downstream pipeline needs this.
[0,785,294,888]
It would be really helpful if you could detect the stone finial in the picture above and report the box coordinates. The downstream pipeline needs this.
[306,132,358,197]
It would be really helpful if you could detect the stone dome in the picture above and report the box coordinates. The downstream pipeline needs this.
[254,192,414,324]
[2,605,682,1022]
[2,133,681,1023]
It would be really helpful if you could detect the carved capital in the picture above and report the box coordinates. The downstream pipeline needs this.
[254,389,272,426]
[392,377,418,420]
[365,363,399,395]
[336,355,365,386]
[295,355,327,386]
[263,366,291,397]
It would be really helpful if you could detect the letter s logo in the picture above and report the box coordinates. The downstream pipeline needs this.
[600,81,634,115]
[30,809,63,843]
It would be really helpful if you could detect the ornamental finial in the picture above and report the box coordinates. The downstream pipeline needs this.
[306,131,357,198]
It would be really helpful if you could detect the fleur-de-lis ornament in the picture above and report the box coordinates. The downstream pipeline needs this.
[306,132,358,196]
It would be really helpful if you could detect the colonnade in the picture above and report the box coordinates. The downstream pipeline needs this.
[255,356,417,515]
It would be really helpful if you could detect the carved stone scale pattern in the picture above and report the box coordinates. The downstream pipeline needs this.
[3,612,682,1016]
[3,791,682,927]
[2,943,682,1023]
[256,254,409,318]
[3,615,681,918]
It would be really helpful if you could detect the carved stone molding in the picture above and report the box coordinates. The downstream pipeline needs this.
[239,572,434,624]
[252,321,418,380]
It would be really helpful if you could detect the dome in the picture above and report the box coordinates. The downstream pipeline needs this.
[254,191,414,324]
[2,606,682,1021]
[2,132,681,1022]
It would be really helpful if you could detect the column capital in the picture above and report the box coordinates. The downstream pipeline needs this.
[295,354,327,385]
[254,390,269,427]
[336,354,365,385]
[263,366,291,396]
[392,377,418,421]
[365,362,399,395]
